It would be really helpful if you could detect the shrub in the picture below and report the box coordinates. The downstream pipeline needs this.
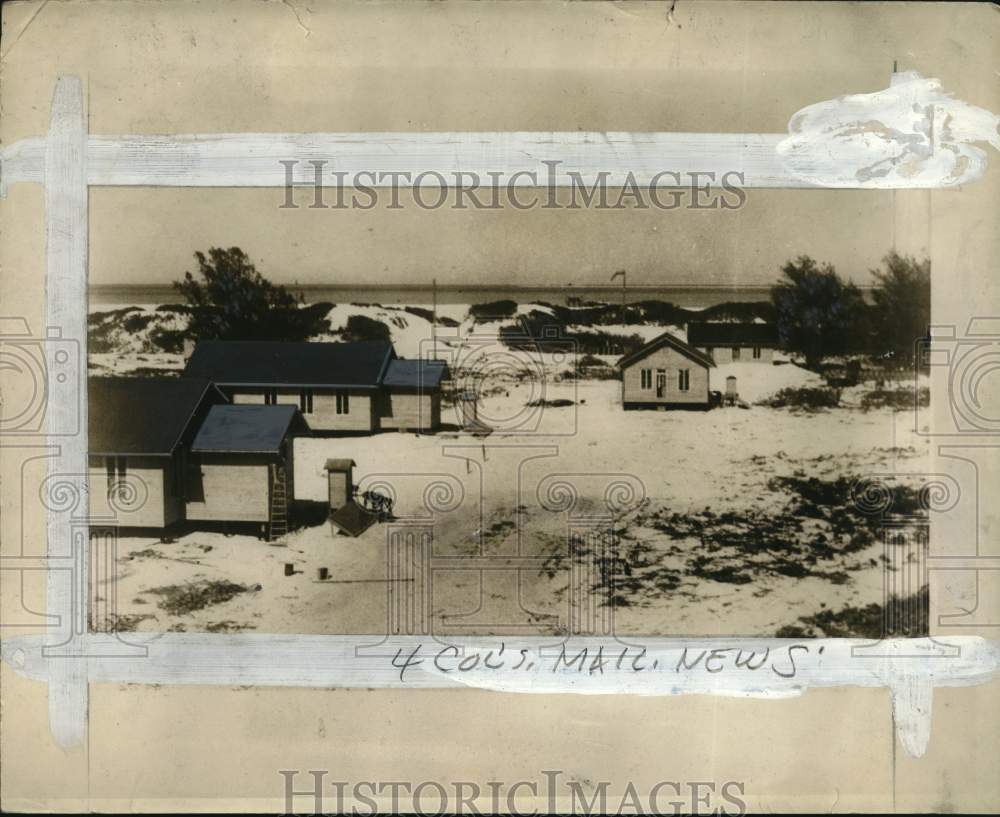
[341,314,391,342]
[860,386,930,411]
[469,299,518,320]
[760,386,840,410]
[174,247,330,341]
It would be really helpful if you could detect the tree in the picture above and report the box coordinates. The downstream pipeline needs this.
[771,256,866,368]
[174,247,329,341]
[869,251,931,368]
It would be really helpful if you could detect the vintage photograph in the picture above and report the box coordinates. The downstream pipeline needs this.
[87,245,933,639]
[2,0,998,813]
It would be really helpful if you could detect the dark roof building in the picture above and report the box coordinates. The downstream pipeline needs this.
[184,340,395,389]
[687,322,779,348]
[191,404,309,454]
[89,377,225,456]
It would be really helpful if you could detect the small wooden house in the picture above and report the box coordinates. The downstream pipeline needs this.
[88,377,228,529]
[379,359,450,432]
[185,403,310,539]
[618,332,716,410]
[687,322,780,363]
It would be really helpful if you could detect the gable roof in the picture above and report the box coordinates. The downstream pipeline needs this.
[617,331,716,370]
[184,340,394,389]
[687,322,779,347]
[89,377,222,456]
[190,404,307,454]
[382,359,450,390]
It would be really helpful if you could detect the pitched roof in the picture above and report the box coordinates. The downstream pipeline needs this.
[190,404,305,454]
[382,359,450,389]
[184,340,394,388]
[687,322,779,347]
[617,331,716,370]
[89,377,221,456]
[329,501,379,537]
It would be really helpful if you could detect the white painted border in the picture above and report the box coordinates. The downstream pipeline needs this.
[1,72,998,757]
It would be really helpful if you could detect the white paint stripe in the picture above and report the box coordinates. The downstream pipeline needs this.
[2,75,995,193]
[3,634,997,756]
[43,75,89,750]
[4,131,796,188]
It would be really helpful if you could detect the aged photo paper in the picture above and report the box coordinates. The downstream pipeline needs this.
[1,0,998,813]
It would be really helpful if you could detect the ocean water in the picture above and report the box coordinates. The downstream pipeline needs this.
[89,283,778,309]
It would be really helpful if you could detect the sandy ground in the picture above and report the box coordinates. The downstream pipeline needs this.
[97,357,930,638]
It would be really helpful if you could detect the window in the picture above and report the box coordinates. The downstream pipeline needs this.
[732,347,741,361]
[336,391,350,415]
[640,369,653,390]
[300,388,314,413]
[705,346,713,357]
[678,368,690,392]
[752,346,762,359]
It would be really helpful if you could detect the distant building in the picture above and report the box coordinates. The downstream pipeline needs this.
[183,340,449,433]
[617,332,716,410]
[687,322,780,363]
[87,377,228,528]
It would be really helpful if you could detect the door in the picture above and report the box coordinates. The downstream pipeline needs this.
[655,369,666,398]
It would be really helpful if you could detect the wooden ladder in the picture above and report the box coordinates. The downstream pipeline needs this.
[269,463,289,542]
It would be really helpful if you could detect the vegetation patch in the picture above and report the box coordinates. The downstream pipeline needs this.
[860,386,930,411]
[759,386,840,411]
[402,305,460,327]
[775,586,928,638]
[536,474,924,609]
[340,314,391,342]
[526,398,575,408]
[143,580,249,615]
[469,300,518,320]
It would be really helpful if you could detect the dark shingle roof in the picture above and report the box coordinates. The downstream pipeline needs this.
[190,404,305,454]
[617,332,716,370]
[89,377,220,456]
[687,322,779,347]
[184,340,394,388]
[383,359,450,389]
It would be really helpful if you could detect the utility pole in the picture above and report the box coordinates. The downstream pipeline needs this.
[610,270,627,325]
[431,277,437,360]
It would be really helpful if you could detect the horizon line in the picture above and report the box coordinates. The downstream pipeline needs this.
[90,282,877,292]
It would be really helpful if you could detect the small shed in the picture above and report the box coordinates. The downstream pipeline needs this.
[186,404,310,540]
[725,375,739,405]
[324,458,357,511]
[380,358,450,432]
